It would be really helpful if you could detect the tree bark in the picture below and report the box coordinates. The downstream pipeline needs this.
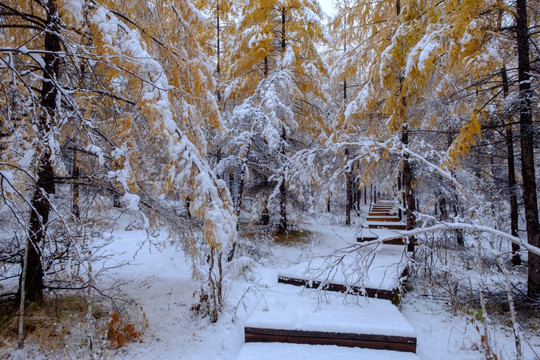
[72,150,80,220]
[278,179,287,233]
[501,67,521,266]
[402,124,416,252]
[345,149,352,226]
[21,0,61,303]
[516,0,540,297]
[278,127,287,234]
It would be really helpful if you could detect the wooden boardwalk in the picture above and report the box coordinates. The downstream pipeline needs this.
[362,200,408,239]
[235,200,418,359]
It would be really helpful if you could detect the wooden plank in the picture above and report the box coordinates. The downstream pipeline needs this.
[245,327,417,353]
[357,237,406,245]
[368,223,407,230]
[236,343,422,360]
[277,275,396,300]
[368,212,392,216]
[366,216,401,222]
[357,236,379,242]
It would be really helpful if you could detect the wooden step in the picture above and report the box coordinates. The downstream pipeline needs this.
[371,208,393,213]
[277,275,396,300]
[368,212,392,216]
[366,216,401,222]
[357,237,408,246]
[236,343,422,360]
[368,222,407,230]
[244,327,417,353]
[277,248,408,303]
[244,289,417,353]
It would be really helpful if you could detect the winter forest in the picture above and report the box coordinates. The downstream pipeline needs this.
[1,0,540,359]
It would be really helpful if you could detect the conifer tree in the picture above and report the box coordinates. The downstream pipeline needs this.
[0,0,236,305]
[223,0,328,232]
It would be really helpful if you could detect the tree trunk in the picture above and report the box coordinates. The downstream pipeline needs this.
[278,127,287,234]
[516,0,540,297]
[502,67,521,266]
[345,149,352,226]
[72,150,80,220]
[21,0,61,303]
[278,178,287,233]
[235,142,251,222]
[402,124,416,252]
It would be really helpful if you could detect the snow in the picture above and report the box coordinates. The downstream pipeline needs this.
[3,211,540,359]
[237,343,421,360]
[85,144,105,166]
[63,0,84,24]
[121,193,140,211]
[17,45,45,69]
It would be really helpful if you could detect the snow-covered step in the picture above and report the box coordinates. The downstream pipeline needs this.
[367,221,407,230]
[371,206,393,213]
[277,245,408,301]
[236,342,421,360]
[368,211,393,216]
[244,284,416,353]
[357,228,410,245]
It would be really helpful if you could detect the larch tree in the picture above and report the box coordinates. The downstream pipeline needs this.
[516,0,540,298]
[337,0,540,296]
[0,0,236,313]
[223,0,328,233]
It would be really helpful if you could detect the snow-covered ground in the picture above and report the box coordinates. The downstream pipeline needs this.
[4,212,540,359]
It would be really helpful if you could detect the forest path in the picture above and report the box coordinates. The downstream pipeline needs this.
[235,201,419,359]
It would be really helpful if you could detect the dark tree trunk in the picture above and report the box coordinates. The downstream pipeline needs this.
[235,142,251,225]
[278,127,288,234]
[398,173,403,219]
[345,149,352,226]
[216,3,221,102]
[516,0,540,297]
[402,124,416,252]
[439,195,447,221]
[72,151,80,220]
[356,181,361,214]
[278,179,287,233]
[501,67,521,266]
[452,193,464,246]
[327,196,331,212]
[22,0,61,303]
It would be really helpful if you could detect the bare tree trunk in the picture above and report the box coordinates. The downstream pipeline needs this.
[22,0,61,303]
[72,150,80,220]
[397,174,402,219]
[235,143,252,221]
[18,237,29,349]
[278,128,288,234]
[501,67,521,266]
[345,149,352,226]
[216,2,222,102]
[402,124,416,252]
[516,0,540,297]
[495,256,523,358]
[476,236,495,359]
[86,240,94,355]
[279,178,287,234]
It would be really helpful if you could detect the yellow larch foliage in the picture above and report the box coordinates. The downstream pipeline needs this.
[337,0,509,168]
